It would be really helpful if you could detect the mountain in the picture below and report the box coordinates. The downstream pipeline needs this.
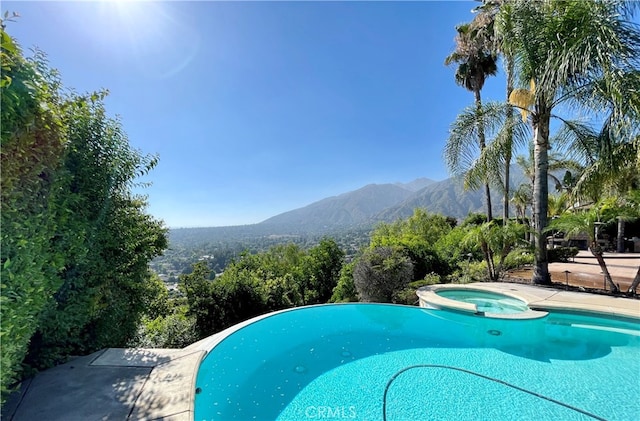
[394,178,436,192]
[168,171,533,246]
[378,167,529,221]
[259,169,529,231]
[377,177,503,221]
[260,183,420,230]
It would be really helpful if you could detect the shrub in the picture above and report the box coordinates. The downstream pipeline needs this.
[503,248,534,270]
[353,246,413,303]
[330,262,358,302]
[395,273,444,305]
[548,247,579,263]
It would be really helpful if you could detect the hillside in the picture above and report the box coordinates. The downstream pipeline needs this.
[377,177,501,221]
[259,181,434,230]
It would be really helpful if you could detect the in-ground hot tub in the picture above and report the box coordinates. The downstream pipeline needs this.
[416,284,548,319]
[436,288,530,314]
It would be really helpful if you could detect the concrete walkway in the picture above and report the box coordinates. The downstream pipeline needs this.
[3,348,205,421]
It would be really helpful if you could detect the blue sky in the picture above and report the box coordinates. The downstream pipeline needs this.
[4,0,510,228]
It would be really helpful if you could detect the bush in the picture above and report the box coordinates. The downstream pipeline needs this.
[503,248,534,270]
[330,262,358,302]
[548,247,579,263]
[353,246,413,303]
[448,260,487,284]
[395,273,444,305]
[131,309,198,349]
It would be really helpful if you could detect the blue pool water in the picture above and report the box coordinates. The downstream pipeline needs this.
[436,289,530,314]
[194,304,640,420]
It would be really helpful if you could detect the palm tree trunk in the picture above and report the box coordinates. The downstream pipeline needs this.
[475,89,492,222]
[590,242,619,293]
[480,241,495,280]
[532,107,551,285]
[503,55,515,224]
[627,266,640,295]
[616,217,625,253]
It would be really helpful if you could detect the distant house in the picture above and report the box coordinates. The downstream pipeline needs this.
[547,232,589,250]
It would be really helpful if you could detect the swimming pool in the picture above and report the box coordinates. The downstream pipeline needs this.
[194,303,639,420]
[436,289,530,314]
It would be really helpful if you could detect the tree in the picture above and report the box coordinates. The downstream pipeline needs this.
[330,261,358,303]
[370,209,452,281]
[303,238,345,304]
[462,220,526,281]
[467,0,518,223]
[546,202,621,292]
[503,0,640,284]
[25,95,168,368]
[180,261,217,337]
[445,20,498,221]
[353,246,414,303]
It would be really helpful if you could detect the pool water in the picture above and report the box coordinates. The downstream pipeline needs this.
[436,289,529,314]
[194,304,639,420]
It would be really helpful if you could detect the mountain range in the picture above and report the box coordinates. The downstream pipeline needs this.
[259,170,529,231]
[168,170,530,245]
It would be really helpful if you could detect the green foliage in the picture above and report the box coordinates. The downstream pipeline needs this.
[502,248,534,270]
[302,238,345,304]
[180,261,218,337]
[25,96,167,370]
[462,221,527,280]
[370,209,452,282]
[1,28,167,400]
[1,29,68,398]
[132,306,198,349]
[547,247,579,263]
[462,212,488,226]
[178,241,345,339]
[371,209,453,249]
[434,225,479,263]
[460,260,489,284]
[395,273,444,305]
[329,261,358,303]
[353,246,414,303]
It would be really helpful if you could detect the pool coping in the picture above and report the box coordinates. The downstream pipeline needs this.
[4,282,639,420]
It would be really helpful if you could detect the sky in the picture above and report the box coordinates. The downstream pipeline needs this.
[4,0,511,228]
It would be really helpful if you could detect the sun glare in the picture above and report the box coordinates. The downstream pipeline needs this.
[82,0,200,79]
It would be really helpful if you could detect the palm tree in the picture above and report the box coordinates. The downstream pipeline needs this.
[563,116,640,253]
[547,199,633,293]
[511,183,531,223]
[445,22,498,221]
[470,0,518,223]
[502,0,640,284]
[463,220,526,281]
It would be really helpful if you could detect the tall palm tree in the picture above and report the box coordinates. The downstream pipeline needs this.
[470,0,518,223]
[445,22,498,221]
[502,0,640,284]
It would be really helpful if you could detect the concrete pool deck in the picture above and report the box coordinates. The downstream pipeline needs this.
[3,348,205,420]
[3,283,639,421]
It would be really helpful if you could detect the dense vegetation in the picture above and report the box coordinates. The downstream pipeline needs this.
[1,25,167,400]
